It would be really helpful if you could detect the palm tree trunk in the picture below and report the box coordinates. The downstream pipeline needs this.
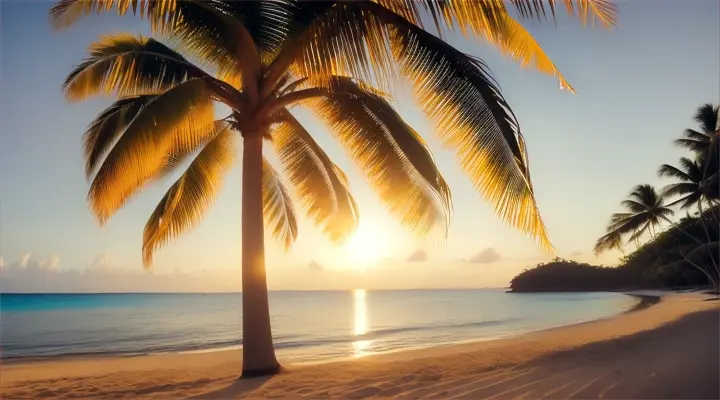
[241,132,280,377]
[697,202,718,270]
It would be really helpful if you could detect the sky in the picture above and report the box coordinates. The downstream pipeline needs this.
[1,1,719,292]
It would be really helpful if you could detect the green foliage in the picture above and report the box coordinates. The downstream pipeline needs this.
[511,206,719,292]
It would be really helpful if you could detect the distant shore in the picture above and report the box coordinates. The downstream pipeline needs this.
[2,291,718,399]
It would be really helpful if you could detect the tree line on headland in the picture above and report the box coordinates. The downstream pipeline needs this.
[511,104,719,292]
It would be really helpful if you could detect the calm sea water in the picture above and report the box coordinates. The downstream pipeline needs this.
[0,290,635,362]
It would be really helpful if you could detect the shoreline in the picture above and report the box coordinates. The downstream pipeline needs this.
[3,292,717,399]
[1,291,646,367]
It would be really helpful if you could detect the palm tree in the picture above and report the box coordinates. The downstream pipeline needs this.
[594,185,676,254]
[675,104,720,201]
[50,0,617,376]
[659,158,717,230]
[659,157,712,210]
[674,104,718,155]
[659,158,718,270]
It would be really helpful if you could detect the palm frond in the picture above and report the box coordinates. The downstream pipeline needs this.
[606,212,647,235]
[270,111,359,243]
[262,157,299,250]
[310,79,451,237]
[328,77,452,219]
[594,230,623,255]
[142,126,235,267]
[49,0,177,30]
[158,121,234,180]
[694,103,719,134]
[509,0,618,28]
[83,94,158,179]
[366,4,551,249]
[661,182,698,198]
[627,184,661,208]
[272,2,396,93]
[481,13,575,92]
[64,34,206,101]
[657,163,691,181]
[665,191,702,209]
[89,79,216,224]
[626,222,651,244]
[160,1,262,93]
[381,1,574,92]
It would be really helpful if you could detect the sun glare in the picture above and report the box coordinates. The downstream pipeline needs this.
[343,223,390,266]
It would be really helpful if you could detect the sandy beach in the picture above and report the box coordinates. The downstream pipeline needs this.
[2,292,718,399]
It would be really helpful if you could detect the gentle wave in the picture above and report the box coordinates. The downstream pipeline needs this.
[0,290,636,362]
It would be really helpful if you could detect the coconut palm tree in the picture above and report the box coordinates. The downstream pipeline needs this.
[674,104,719,156]
[659,157,712,210]
[659,158,718,269]
[675,104,720,201]
[594,185,677,254]
[51,0,617,376]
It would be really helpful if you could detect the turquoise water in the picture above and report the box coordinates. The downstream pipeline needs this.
[0,290,635,362]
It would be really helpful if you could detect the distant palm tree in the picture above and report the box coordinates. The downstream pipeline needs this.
[675,104,719,201]
[594,185,678,254]
[659,157,711,209]
[674,104,718,155]
[51,0,617,376]
[658,158,718,269]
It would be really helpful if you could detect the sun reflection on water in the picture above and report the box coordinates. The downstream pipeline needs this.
[352,289,372,357]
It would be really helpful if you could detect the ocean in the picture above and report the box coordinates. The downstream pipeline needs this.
[0,290,635,363]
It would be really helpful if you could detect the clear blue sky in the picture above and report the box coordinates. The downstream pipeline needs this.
[1,1,718,291]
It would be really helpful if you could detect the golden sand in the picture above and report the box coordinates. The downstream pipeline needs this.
[2,292,718,399]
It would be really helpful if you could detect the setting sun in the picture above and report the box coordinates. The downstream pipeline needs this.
[343,222,391,266]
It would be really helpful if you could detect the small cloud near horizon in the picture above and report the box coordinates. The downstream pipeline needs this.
[308,260,324,272]
[407,249,428,262]
[39,255,60,270]
[466,247,502,264]
[18,252,31,268]
[570,251,583,257]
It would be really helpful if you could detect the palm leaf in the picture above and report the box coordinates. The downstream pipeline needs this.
[665,191,702,209]
[594,230,623,254]
[270,2,396,93]
[310,79,450,237]
[382,1,574,92]
[142,126,235,267]
[262,157,299,250]
[328,77,452,217]
[49,0,178,30]
[626,222,651,244]
[509,0,618,28]
[270,111,359,243]
[160,1,262,93]
[89,79,216,224]
[366,4,551,249]
[481,14,575,92]
[64,34,207,101]
[694,104,719,134]
[83,94,157,179]
[657,162,692,181]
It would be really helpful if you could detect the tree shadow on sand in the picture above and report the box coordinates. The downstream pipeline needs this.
[187,376,273,399]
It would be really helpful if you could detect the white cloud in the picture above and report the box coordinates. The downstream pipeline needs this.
[18,252,31,268]
[308,260,324,272]
[38,255,60,270]
[0,255,5,269]
[407,249,428,262]
[466,247,502,264]
[88,254,112,271]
